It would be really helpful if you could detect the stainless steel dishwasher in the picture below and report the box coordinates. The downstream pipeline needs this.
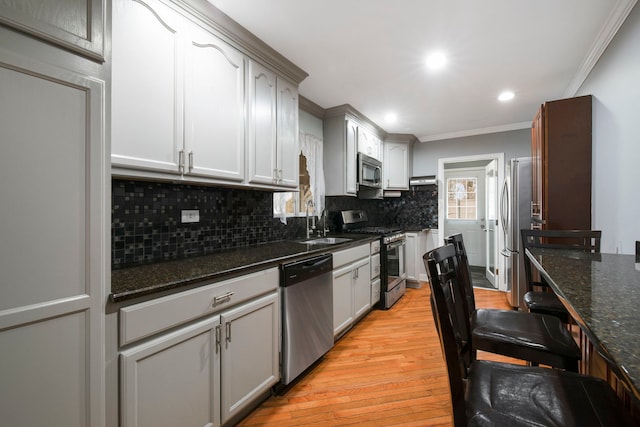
[280,253,333,385]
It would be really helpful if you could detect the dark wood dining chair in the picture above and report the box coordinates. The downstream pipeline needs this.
[444,233,580,371]
[424,244,634,427]
[521,229,602,323]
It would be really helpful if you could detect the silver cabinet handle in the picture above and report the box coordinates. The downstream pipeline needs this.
[225,322,231,346]
[178,149,185,174]
[212,291,234,306]
[215,325,221,354]
[188,151,194,172]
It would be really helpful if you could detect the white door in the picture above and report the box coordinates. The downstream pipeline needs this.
[444,168,486,267]
[484,160,499,286]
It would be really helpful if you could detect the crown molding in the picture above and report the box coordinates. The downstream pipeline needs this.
[418,121,531,143]
[298,95,325,119]
[564,0,638,96]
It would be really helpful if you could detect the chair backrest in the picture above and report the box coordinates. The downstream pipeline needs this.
[423,244,473,427]
[520,229,602,291]
[444,234,476,314]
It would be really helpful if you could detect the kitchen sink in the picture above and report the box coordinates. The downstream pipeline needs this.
[299,237,353,245]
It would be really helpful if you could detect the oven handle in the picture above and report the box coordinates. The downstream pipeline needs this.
[386,239,406,250]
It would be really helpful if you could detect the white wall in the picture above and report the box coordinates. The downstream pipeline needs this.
[299,109,323,138]
[576,4,640,254]
[412,128,531,176]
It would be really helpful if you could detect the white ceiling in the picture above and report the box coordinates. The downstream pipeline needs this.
[206,0,635,142]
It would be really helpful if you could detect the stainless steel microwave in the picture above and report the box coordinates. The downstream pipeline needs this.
[357,152,382,189]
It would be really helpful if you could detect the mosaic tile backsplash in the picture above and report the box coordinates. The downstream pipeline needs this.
[112,179,437,266]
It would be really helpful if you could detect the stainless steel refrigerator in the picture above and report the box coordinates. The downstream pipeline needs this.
[500,157,532,309]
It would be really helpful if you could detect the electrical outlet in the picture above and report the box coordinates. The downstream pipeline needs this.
[181,209,200,223]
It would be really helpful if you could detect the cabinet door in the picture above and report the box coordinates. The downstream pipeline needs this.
[0,0,104,60]
[531,105,544,227]
[112,0,183,174]
[353,258,372,319]
[0,51,105,427]
[405,232,418,282]
[247,60,278,185]
[276,77,299,188]
[345,119,358,195]
[384,142,409,190]
[120,316,221,427]
[184,24,245,181]
[220,293,279,424]
[333,264,354,337]
[371,277,381,305]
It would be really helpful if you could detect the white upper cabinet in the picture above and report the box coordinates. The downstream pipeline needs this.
[324,105,386,196]
[247,63,299,189]
[113,0,245,182]
[357,127,382,161]
[383,136,414,190]
[0,0,105,60]
[247,60,278,186]
[324,114,358,196]
[184,23,245,181]
[112,0,305,189]
[112,0,183,174]
[276,77,299,188]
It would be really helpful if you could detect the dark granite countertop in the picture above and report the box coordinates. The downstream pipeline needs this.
[110,234,376,303]
[526,247,640,398]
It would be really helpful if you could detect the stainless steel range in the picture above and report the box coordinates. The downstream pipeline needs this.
[340,210,407,309]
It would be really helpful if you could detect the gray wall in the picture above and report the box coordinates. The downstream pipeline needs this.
[576,3,640,254]
[411,128,531,176]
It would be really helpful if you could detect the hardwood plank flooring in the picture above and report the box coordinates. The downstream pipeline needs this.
[238,284,522,426]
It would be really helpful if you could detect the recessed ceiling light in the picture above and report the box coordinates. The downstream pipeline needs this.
[498,91,515,102]
[426,52,447,70]
[384,113,397,124]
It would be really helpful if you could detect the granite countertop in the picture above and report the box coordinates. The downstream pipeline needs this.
[526,247,640,398]
[110,234,376,303]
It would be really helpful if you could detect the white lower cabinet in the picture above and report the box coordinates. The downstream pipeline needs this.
[119,268,280,427]
[406,230,438,285]
[332,244,371,338]
[120,316,221,427]
[220,293,279,423]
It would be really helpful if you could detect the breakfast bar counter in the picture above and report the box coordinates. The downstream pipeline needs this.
[526,247,640,401]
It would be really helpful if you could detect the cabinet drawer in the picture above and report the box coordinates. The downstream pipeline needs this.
[371,253,381,279]
[333,244,370,269]
[119,267,278,346]
[370,240,381,255]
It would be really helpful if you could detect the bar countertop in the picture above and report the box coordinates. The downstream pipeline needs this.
[526,247,640,398]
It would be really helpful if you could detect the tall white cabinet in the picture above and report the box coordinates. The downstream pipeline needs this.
[0,3,108,425]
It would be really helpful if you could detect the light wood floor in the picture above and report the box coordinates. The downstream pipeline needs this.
[238,284,523,426]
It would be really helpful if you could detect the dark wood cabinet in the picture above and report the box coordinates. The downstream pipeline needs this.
[531,95,592,230]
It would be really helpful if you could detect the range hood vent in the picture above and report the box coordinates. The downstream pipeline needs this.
[409,175,436,186]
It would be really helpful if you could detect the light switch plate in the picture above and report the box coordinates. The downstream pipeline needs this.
[181,209,200,223]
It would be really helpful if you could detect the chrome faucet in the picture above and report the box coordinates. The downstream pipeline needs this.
[305,200,316,238]
[320,209,329,236]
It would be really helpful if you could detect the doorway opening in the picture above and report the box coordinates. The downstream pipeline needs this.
[438,153,505,291]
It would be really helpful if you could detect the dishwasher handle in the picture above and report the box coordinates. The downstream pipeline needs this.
[281,254,333,287]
